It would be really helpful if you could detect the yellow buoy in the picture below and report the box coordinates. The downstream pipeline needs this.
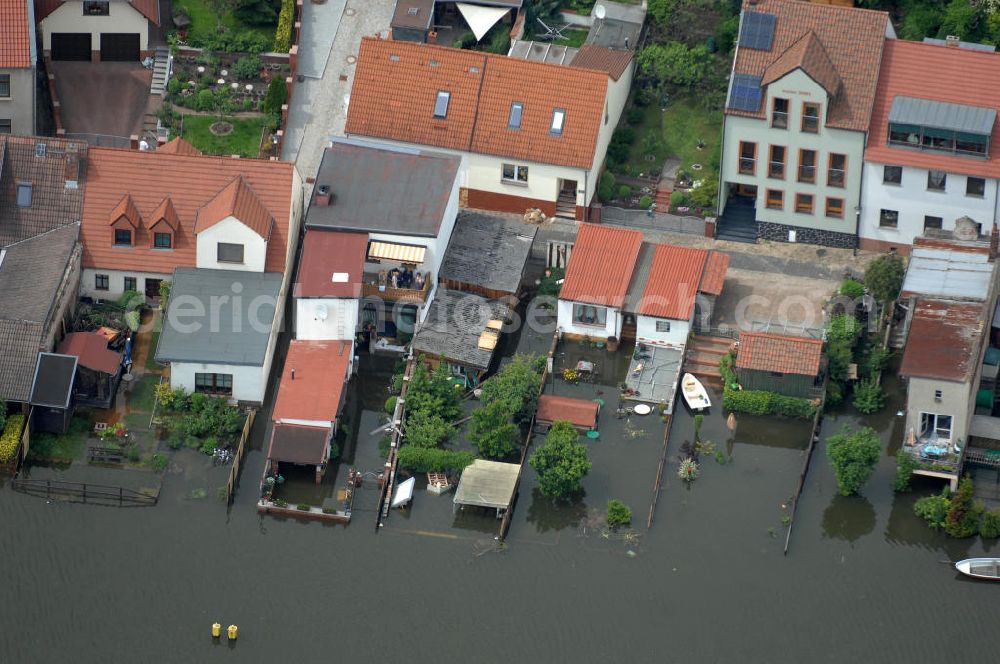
[211,623,221,638]
[227,625,238,640]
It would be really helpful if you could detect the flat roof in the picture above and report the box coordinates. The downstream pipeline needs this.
[267,424,330,465]
[29,353,77,409]
[305,140,460,237]
[272,340,352,423]
[155,268,281,367]
[438,211,536,294]
[295,230,367,298]
[391,0,434,31]
[899,299,985,383]
[901,246,994,301]
[412,290,509,370]
[453,459,520,510]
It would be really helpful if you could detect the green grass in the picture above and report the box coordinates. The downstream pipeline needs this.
[30,417,91,461]
[145,328,161,373]
[625,96,723,179]
[129,375,160,414]
[174,0,274,43]
[181,115,265,158]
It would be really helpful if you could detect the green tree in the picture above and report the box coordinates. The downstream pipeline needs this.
[637,41,713,90]
[898,2,945,41]
[607,499,632,528]
[893,452,920,492]
[598,170,616,203]
[852,377,885,414]
[479,355,543,423]
[234,0,280,26]
[406,361,462,423]
[938,0,980,40]
[945,476,982,538]
[864,252,905,306]
[826,426,881,496]
[404,411,453,449]
[980,507,1000,538]
[914,489,951,529]
[262,77,288,115]
[469,401,520,460]
[530,421,592,499]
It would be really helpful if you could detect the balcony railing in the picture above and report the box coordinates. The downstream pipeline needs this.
[902,435,961,472]
[828,169,845,187]
[798,165,815,183]
[362,272,431,302]
[768,161,785,179]
[738,157,755,175]
[771,112,788,129]
[802,115,819,133]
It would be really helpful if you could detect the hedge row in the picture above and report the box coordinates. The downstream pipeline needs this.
[273,0,295,53]
[396,447,474,473]
[722,388,817,419]
[0,414,26,463]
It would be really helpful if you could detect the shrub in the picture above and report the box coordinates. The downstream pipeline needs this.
[980,508,1000,538]
[598,171,616,203]
[861,346,891,378]
[618,184,632,199]
[232,55,262,81]
[201,436,219,455]
[893,452,919,492]
[262,76,288,115]
[626,107,644,125]
[669,190,690,208]
[529,421,591,499]
[166,77,181,95]
[865,252,905,304]
[722,388,816,419]
[128,446,141,462]
[639,194,653,209]
[613,126,636,146]
[396,447,474,472]
[273,0,295,52]
[385,396,398,414]
[404,411,454,449]
[234,0,281,26]
[297,503,311,511]
[852,377,885,414]
[607,499,632,528]
[159,280,171,302]
[827,314,862,345]
[826,426,881,496]
[945,476,982,538]
[678,457,699,482]
[0,414,26,463]
[190,391,208,413]
[840,278,865,299]
[916,491,953,531]
[687,177,718,211]
[196,88,216,112]
[150,453,169,471]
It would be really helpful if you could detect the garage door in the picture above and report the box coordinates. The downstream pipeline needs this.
[51,33,92,61]
[100,33,140,62]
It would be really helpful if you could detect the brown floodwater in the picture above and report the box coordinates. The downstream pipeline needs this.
[3,326,1000,662]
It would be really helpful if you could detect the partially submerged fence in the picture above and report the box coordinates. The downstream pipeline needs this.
[11,478,158,506]
[226,409,257,506]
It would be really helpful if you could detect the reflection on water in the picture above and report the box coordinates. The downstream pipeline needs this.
[526,488,588,533]
[822,494,876,543]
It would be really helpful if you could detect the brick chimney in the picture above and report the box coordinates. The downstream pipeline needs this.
[64,148,80,190]
[990,222,998,262]
[313,184,332,207]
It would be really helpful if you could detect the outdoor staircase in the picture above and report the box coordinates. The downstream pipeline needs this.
[684,335,736,388]
[555,190,576,219]
[150,46,171,96]
[716,196,758,243]
[654,184,672,211]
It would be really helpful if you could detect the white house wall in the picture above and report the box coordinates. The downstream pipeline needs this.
[40,2,149,52]
[589,66,634,205]
[81,267,171,299]
[169,361,266,404]
[905,376,973,448]
[195,216,268,272]
[860,162,1000,247]
[556,299,621,339]
[636,316,690,348]
[295,297,359,340]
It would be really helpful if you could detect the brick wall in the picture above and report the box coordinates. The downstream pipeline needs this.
[758,221,858,249]
[466,188,556,218]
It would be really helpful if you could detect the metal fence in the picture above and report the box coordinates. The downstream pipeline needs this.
[600,207,706,236]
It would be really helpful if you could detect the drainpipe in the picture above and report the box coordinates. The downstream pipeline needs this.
[582,169,588,223]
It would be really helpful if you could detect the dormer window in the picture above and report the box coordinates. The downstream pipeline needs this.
[154,232,172,249]
[550,109,565,135]
[508,102,523,129]
[114,229,132,246]
[434,91,450,118]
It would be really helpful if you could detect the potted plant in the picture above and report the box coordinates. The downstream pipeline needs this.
[606,335,620,352]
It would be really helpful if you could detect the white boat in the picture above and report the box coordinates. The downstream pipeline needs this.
[391,477,415,508]
[681,373,711,411]
[954,558,1000,580]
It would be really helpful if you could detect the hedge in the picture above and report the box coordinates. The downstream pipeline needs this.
[722,388,817,419]
[273,0,295,53]
[0,414,26,463]
[396,447,474,473]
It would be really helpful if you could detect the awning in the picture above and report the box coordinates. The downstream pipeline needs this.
[367,241,426,264]
[457,3,510,41]
[889,96,996,135]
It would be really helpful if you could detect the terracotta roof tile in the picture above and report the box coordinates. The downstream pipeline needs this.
[195,176,274,240]
[157,137,202,156]
[536,394,599,429]
[570,45,634,81]
[762,31,841,97]
[1,0,33,69]
[272,340,352,423]
[866,39,1000,179]
[560,224,643,308]
[729,0,889,131]
[295,229,367,298]
[57,331,121,374]
[346,37,608,169]
[700,251,729,296]
[638,244,708,319]
[736,332,823,376]
[80,148,295,275]
[148,196,180,231]
[109,193,142,228]
[899,299,984,382]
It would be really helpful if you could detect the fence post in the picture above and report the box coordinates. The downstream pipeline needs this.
[119,486,123,506]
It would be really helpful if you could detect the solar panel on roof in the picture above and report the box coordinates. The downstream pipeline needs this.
[739,11,776,51]
[728,74,762,112]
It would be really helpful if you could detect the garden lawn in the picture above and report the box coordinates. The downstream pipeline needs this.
[30,417,91,462]
[182,115,265,157]
[174,0,275,43]
[626,96,723,180]
[145,328,161,373]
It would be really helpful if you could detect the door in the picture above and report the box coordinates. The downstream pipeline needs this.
[100,33,140,61]
[51,33,92,61]
[144,278,162,300]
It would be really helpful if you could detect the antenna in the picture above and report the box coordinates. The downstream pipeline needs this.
[594,3,606,19]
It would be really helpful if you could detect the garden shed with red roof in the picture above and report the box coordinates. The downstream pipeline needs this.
[735,332,824,399]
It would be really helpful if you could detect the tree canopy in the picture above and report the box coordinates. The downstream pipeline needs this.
[529,421,591,499]
[864,253,905,305]
[826,427,881,496]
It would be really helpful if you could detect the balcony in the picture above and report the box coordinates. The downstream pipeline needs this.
[828,169,845,188]
[362,271,431,303]
[901,432,961,473]
[738,157,755,175]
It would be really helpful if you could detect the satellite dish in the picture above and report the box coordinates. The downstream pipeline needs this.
[315,303,328,321]
[594,3,606,19]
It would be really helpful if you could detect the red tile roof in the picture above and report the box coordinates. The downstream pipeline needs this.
[1,0,32,68]
[57,331,121,374]
[295,230,367,298]
[729,0,889,131]
[700,251,729,296]
[345,37,608,169]
[736,332,823,376]
[157,137,202,156]
[899,299,985,382]
[149,196,180,231]
[80,148,295,274]
[35,0,160,24]
[570,45,634,81]
[194,176,274,240]
[272,340,353,423]
[110,193,142,228]
[761,31,841,97]
[560,224,643,308]
[866,39,1000,179]
[639,245,709,319]
[536,394,599,429]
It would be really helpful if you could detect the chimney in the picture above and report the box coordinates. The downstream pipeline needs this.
[991,223,998,262]
[428,31,438,45]
[945,35,960,47]
[313,184,332,207]
[64,152,80,189]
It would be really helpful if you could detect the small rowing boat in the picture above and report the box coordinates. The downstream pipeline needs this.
[954,558,1000,580]
[681,373,710,411]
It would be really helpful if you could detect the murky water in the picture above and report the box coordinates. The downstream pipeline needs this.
[4,335,1000,662]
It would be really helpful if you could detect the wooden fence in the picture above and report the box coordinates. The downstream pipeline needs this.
[11,478,158,506]
[226,409,257,506]
[783,376,828,556]
[645,413,674,529]
[375,359,415,529]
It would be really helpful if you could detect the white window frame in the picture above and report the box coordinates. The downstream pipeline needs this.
[501,162,528,185]
[433,90,450,119]
[655,320,671,333]
[919,412,953,440]
[572,303,607,327]
[550,108,565,135]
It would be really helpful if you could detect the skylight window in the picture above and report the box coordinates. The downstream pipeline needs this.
[508,102,523,129]
[407,6,418,15]
[550,109,565,135]
[434,90,450,119]
[16,182,32,208]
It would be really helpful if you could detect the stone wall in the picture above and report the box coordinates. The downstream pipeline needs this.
[758,221,857,249]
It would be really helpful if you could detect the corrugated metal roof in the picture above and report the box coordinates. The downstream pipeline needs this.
[901,247,993,300]
[888,96,996,135]
[899,299,984,382]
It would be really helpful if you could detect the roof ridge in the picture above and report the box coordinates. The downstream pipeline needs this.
[1,220,79,250]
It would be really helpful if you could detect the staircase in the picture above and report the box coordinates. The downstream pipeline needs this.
[555,189,576,219]
[716,196,758,243]
[684,335,736,388]
[654,184,672,211]
[150,46,171,96]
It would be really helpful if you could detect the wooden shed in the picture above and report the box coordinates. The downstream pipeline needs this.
[734,332,823,398]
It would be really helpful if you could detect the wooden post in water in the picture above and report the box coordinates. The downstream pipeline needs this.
[646,414,673,529]
[783,377,828,556]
